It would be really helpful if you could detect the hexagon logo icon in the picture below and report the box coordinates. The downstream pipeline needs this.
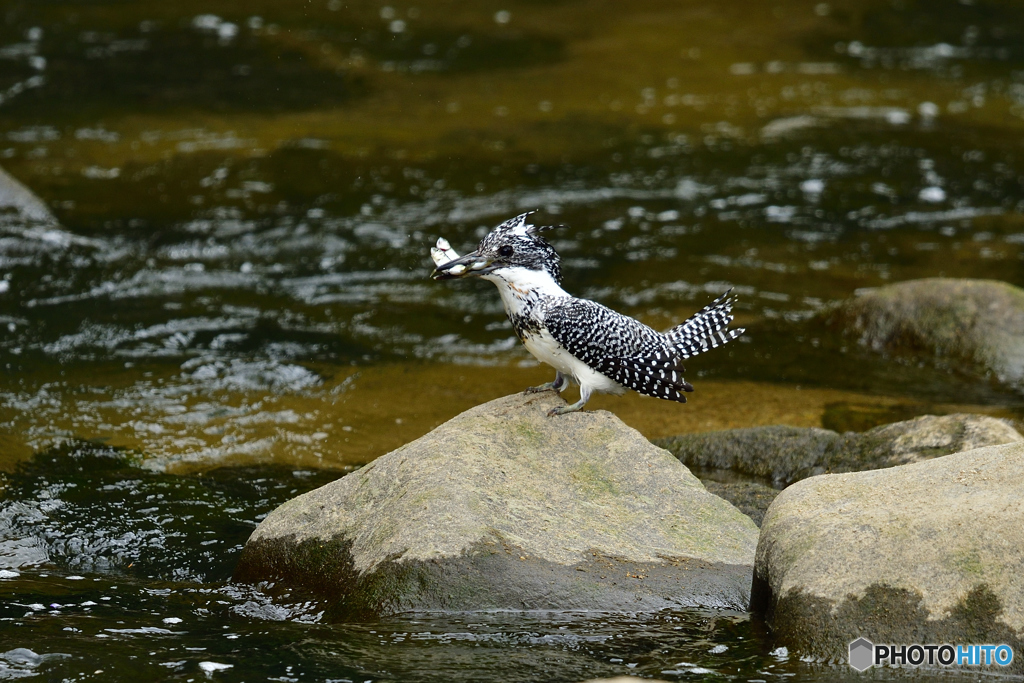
[849,637,874,671]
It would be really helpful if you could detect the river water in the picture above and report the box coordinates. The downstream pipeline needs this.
[0,0,1023,680]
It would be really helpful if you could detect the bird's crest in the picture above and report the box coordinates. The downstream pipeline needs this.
[492,211,565,239]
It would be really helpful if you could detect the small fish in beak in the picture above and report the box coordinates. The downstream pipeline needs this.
[430,237,460,268]
[430,237,495,280]
[430,236,468,278]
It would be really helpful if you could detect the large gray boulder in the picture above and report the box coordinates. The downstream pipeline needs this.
[751,442,1024,672]
[234,392,759,617]
[823,278,1024,391]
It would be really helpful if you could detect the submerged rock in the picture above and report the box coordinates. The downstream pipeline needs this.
[657,413,1022,487]
[823,278,1024,392]
[234,392,759,617]
[658,426,838,489]
[751,441,1024,672]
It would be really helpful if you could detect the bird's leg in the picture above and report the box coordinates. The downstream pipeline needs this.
[525,371,568,394]
[547,384,592,417]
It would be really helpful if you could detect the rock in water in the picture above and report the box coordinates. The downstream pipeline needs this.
[234,392,759,617]
[657,414,1021,526]
[658,413,1022,486]
[751,441,1024,671]
[824,278,1024,392]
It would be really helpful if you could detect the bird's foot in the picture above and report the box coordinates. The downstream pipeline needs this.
[546,400,586,417]
[525,372,568,395]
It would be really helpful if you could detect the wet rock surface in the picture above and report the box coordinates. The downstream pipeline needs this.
[751,441,1024,672]
[698,480,780,528]
[657,413,1022,487]
[823,278,1024,392]
[235,392,760,617]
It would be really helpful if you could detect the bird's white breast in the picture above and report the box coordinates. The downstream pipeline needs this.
[522,328,624,395]
[483,266,624,396]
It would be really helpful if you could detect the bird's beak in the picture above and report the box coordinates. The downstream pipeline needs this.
[431,250,495,280]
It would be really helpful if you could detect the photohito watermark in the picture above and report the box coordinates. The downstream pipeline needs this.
[849,638,1014,671]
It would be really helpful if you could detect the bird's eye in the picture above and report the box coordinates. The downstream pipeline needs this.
[498,245,514,257]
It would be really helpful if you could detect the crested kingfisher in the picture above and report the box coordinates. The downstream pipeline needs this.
[431,212,744,416]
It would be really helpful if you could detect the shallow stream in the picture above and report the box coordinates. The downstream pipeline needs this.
[1,0,1023,680]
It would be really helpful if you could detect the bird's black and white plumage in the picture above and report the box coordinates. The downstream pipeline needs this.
[432,212,744,416]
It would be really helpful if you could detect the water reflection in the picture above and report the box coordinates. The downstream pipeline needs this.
[1,120,1023,466]
[5,134,1023,365]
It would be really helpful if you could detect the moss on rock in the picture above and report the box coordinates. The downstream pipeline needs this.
[751,442,1024,672]
[657,413,1021,487]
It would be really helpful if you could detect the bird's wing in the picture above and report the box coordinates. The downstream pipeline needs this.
[595,353,693,403]
[543,298,692,403]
